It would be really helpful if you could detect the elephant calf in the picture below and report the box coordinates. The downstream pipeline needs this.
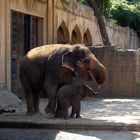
[55,77,100,119]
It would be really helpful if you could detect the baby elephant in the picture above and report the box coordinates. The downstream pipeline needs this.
[55,77,100,119]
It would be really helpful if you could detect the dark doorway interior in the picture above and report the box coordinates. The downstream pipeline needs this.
[11,11,43,96]
[57,21,70,44]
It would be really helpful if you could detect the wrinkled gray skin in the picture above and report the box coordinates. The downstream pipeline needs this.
[55,77,96,119]
[19,44,106,116]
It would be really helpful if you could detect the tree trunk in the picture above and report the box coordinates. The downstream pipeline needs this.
[87,0,111,46]
[100,0,104,14]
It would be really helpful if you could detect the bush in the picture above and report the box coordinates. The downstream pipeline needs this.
[108,0,140,36]
[64,0,140,36]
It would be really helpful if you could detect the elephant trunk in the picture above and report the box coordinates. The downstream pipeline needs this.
[94,64,106,85]
[89,56,106,85]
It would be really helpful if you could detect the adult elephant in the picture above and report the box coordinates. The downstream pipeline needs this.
[19,44,106,115]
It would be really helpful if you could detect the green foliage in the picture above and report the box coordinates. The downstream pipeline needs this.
[63,0,140,35]
[104,0,112,18]
[77,0,112,16]
[108,0,140,35]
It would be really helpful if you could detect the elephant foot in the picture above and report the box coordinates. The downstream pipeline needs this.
[26,111,35,116]
[55,110,63,118]
[76,115,82,118]
[45,111,55,117]
[45,113,55,118]
[45,102,57,118]
[63,116,70,120]
[35,111,40,115]
[34,109,40,114]
[44,108,54,118]
[55,113,62,118]
[70,115,75,118]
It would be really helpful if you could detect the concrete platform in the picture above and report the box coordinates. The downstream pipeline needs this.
[0,129,140,140]
[0,98,140,131]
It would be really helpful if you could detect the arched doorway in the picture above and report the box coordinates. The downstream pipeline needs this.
[57,21,70,44]
[83,28,92,46]
[71,25,82,44]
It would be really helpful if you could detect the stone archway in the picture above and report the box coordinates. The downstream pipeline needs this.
[71,25,82,44]
[83,28,92,46]
[57,21,70,44]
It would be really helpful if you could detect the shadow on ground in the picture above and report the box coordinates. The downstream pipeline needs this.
[0,98,140,132]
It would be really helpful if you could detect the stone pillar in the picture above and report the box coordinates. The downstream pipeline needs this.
[0,0,6,89]
[47,0,55,43]
[5,0,11,90]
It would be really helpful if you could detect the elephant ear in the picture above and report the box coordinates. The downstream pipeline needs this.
[62,51,74,72]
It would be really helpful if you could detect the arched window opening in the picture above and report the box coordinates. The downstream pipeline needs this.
[83,28,92,46]
[71,25,82,44]
[57,21,70,44]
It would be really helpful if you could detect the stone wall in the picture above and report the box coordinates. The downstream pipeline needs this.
[106,21,140,49]
[90,46,140,97]
[0,0,139,95]
[54,0,102,45]
[0,0,48,90]
[54,0,140,49]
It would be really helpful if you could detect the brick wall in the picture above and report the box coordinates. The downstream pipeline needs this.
[90,46,140,97]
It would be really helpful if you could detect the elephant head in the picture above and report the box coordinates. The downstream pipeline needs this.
[62,44,106,85]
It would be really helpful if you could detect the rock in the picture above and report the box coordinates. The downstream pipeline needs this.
[0,90,21,110]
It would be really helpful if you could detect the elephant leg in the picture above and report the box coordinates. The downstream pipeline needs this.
[33,93,40,114]
[45,96,56,115]
[55,102,63,118]
[76,103,81,118]
[24,87,35,115]
[55,107,60,118]
[63,107,69,120]
[20,75,35,115]
[70,105,77,118]
[44,85,57,116]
